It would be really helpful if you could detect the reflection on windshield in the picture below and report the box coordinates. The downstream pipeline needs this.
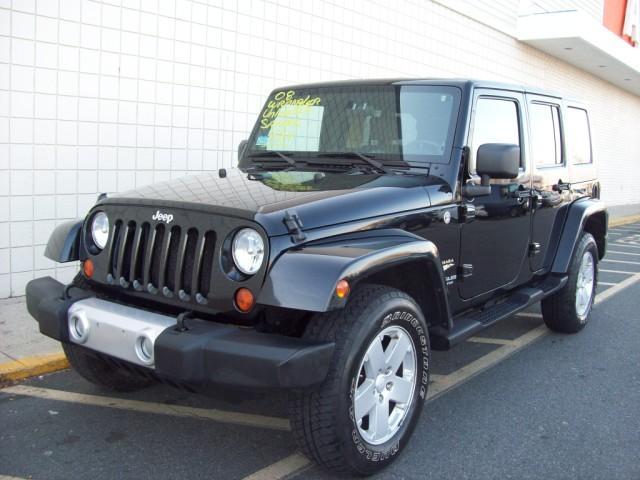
[250,170,436,192]
[248,85,460,164]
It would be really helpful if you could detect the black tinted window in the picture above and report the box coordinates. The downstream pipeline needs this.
[471,97,521,171]
[566,107,592,164]
[530,103,562,166]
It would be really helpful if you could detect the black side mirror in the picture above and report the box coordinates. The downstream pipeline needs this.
[238,139,248,164]
[476,143,520,183]
[462,143,520,197]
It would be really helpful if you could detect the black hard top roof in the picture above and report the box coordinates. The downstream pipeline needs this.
[276,78,565,100]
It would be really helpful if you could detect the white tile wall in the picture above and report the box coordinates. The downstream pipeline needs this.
[1,0,639,298]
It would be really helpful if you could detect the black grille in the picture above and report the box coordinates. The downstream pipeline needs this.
[107,220,216,303]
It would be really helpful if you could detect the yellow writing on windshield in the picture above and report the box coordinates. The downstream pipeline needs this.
[260,90,322,129]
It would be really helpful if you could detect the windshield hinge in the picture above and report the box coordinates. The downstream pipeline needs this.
[283,210,306,243]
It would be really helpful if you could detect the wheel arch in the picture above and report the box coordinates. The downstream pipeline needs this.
[257,230,452,330]
[44,218,84,263]
[358,259,450,330]
[583,210,607,260]
[551,198,607,274]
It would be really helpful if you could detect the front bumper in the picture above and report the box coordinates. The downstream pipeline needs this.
[26,277,334,390]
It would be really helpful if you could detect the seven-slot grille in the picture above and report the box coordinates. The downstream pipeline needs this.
[107,220,216,304]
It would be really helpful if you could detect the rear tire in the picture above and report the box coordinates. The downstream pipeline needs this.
[62,343,154,392]
[288,285,430,476]
[542,232,598,333]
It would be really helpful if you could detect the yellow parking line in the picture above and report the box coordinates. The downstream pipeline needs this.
[599,282,616,286]
[427,325,549,400]
[1,385,290,431]
[467,336,516,346]
[242,454,310,480]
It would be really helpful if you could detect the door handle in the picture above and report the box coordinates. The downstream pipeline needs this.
[553,180,571,192]
[459,204,476,223]
[512,189,534,199]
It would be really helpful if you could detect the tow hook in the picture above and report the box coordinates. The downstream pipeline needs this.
[176,311,193,332]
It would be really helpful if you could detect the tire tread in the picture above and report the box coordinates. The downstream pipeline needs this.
[288,285,413,473]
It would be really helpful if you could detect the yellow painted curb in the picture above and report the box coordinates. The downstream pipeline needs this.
[609,214,640,228]
[0,352,68,383]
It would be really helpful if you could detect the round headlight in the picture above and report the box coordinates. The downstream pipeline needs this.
[232,228,265,275]
[91,212,109,250]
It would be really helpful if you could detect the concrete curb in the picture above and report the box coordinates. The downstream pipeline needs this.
[609,214,640,228]
[0,353,68,385]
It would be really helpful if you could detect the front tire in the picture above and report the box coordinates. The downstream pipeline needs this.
[62,343,155,392]
[542,232,598,333]
[288,285,430,476]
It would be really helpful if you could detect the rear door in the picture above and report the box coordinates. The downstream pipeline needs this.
[527,94,571,272]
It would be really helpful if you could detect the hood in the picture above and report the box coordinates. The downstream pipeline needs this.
[103,168,446,236]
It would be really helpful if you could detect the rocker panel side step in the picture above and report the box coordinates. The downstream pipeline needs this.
[430,275,567,350]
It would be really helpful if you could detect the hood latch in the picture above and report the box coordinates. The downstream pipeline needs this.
[283,210,306,243]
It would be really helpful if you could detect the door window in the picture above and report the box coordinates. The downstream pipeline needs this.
[529,103,562,167]
[566,107,592,164]
[470,97,521,173]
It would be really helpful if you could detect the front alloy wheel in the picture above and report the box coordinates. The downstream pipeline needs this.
[354,325,417,445]
[289,285,430,476]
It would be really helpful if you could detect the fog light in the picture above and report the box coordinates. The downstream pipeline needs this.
[135,334,155,365]
[69,312,90,343]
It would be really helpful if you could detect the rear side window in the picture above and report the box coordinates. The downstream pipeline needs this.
[471,97,521,171]
[529,103,562,167]
[566,107,592,164]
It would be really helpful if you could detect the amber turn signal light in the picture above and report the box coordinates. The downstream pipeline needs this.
[83,259,94,278]
[335,279,350,299]
[235,287,255,312]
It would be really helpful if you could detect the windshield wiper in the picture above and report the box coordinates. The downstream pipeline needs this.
[247,150,296,166]
[314,152,393,175]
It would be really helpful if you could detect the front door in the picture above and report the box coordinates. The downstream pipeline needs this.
[459,90,532,300]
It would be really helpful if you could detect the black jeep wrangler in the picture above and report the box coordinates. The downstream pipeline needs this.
[26,79,607,475]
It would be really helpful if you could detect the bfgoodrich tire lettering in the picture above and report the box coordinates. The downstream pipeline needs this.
[288,285,430,476]
[542,232,598,333]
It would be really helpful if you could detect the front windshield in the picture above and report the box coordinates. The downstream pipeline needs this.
[246,84,461,164]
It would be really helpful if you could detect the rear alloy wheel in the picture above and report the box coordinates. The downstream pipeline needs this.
[542,232,598,333]
[575,251,595,319]
[288,285,429,476]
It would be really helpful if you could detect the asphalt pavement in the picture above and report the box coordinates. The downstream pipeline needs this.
[1,224,640,479]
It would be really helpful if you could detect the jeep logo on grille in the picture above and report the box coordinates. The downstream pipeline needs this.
[152,210,174,224]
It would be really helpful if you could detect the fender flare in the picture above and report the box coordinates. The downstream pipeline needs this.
[44,219,83,263]
[257,231,451,326]
[551,198,607,274]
